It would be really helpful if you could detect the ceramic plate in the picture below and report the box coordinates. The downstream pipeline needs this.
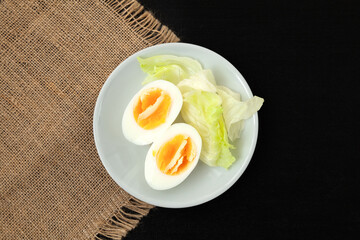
[93,43,259,208]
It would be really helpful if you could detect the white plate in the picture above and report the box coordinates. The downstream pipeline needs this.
[93,43,258,208]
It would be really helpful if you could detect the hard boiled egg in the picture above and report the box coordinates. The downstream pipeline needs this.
[122,80,183,145]
[145,123,202,190]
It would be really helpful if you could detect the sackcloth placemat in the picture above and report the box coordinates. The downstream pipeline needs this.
[0,0,179,239]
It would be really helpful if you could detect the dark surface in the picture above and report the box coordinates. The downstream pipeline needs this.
[125,0,359,239]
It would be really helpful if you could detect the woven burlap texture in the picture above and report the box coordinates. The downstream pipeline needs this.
[0,0,179,239]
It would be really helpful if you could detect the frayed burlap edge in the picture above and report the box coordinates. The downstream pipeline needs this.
[92,1,178,239]
[102,0,180,44]
[94,196,154,239]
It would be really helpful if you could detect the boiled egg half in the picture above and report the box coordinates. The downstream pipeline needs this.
[122,80,183,145]
[145,123,202,190]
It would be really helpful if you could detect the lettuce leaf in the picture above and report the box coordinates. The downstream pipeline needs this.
[177,69,217,94]
[137,55,203,85]
[217,86,264,142]
[181,90,235,168]
[178,70,263,168]
[177,70,264,142]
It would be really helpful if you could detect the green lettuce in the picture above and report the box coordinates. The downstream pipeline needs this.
[178,70,264,142]
[137,55,203,85]
[177,69,217,94]
[181,90,235,168]
[217,86,264,142]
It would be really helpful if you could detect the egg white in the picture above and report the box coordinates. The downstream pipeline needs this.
[144,123,202,190]
[122,80,183,145]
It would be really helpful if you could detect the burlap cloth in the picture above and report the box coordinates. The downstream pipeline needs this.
[0,0,179,239]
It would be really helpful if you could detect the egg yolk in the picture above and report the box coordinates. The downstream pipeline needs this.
[155,134,196,175]
[133,87,172,130]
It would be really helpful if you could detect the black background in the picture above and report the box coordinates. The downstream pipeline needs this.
[124,0,359,239]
